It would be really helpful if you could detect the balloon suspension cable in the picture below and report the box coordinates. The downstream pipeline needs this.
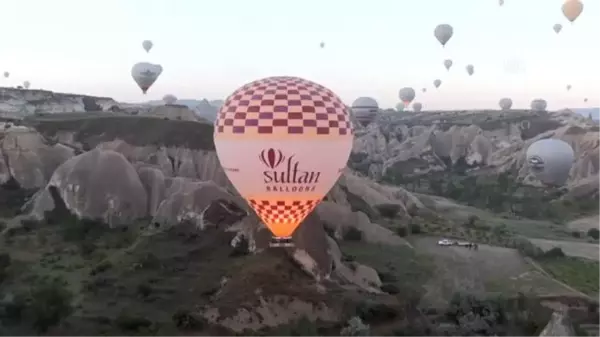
[269,236,294,248]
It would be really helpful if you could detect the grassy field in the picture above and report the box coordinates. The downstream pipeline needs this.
[338,241,435,298]
[536,257,599,297]
[407,236,579,308]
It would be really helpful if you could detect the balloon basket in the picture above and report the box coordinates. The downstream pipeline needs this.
[269,236,294,248]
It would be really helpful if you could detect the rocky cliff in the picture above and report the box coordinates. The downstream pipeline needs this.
[0,87,118,118]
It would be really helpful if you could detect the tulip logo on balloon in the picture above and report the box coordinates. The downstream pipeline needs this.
[260,149,321,193]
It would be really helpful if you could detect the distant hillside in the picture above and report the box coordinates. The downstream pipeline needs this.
[571,107,599,121]
[145,99,223,122]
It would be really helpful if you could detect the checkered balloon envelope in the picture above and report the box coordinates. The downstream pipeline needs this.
[213,76,354,247]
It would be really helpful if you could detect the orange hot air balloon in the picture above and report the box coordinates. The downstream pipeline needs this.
[214,76,354,247]
[562,0,584,23]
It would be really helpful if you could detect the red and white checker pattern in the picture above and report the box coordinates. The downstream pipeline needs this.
[248,199,318,225]
[216,76,353,137]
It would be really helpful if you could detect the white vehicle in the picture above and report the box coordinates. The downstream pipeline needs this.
[437,239,455,246]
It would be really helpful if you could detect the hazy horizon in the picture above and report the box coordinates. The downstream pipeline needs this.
[1,0,598,110]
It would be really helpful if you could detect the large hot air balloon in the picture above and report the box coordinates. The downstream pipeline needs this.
[398,87,416,106]
[351,97,379,126]
[499,98,513,110]
[566,84,572,91]
[412,102,423,113]
[466,64,475,76]
[443,59,453,71]
[214,76,353,247]
[131,62,163,94]
[23,81,30,89]
[3,72,8,78]
[395,102,405,112]
[553,23,563,34]
[433,79,442,89]
[562,0,584,23]
[142,40,153,53]
[530,99,548,112]
[526,139,574,186]
[163,94,178,105]
[434,24,454,47]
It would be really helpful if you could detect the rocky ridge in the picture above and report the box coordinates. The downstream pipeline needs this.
[0,92,597,335]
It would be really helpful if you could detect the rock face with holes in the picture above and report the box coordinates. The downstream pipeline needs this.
[352,109,599,189]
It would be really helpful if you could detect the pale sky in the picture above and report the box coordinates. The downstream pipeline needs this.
[0,0,597,110]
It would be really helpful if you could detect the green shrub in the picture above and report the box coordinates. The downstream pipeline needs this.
[375,203,402,218]
[409,223,422,234]
[542,247,565,258]
[587,228,599,240]
[395,226,408,237]
[29,278,73,333]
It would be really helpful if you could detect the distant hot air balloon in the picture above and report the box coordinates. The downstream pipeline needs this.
[319,41,325,48]
[499,98,513,110]
[412,102,423,113]
[23,81,30,89]
[584,98,588,103]
[142,40,153,53]
[553,23,563,34]
[131,62,163,94]
[398,87,416,106]
[566,84,572,91]
[562,0,584,23]
[214,76,353,247]
[526,139,574,186]
[433,79,442,88]
[396,102,405,112]
[163,94,178,105]
[466,64,475,76]
[3,72,8,78]
[499,0,505,6]
[530,99,548,112]
[422,88,427,93]
[443,59,453,71]
[352,97,379,126]
[434,24,454,47]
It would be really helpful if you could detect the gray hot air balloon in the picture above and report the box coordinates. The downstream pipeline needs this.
[466,64,475,76]
[142,40,153,53]
[422,88,427,93]
[499,0,505,6]
[131,62,163,94]
[395,102,405,112]
[526,138,574,186]
[163,94,178,105]
[351,97,379,126]
[398,87,416,106]
[3,72,8,78]
[566,84,572,91]
[434,24,454,47]
[412,102,423,113]
[499,98,513,110]
[23,81,30,89]
[433,79,442,88]
[553,23,563,34]
[443,59,453,71]
[319,41,325,48]
[584,98,588,103]
[530,99,547,112]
